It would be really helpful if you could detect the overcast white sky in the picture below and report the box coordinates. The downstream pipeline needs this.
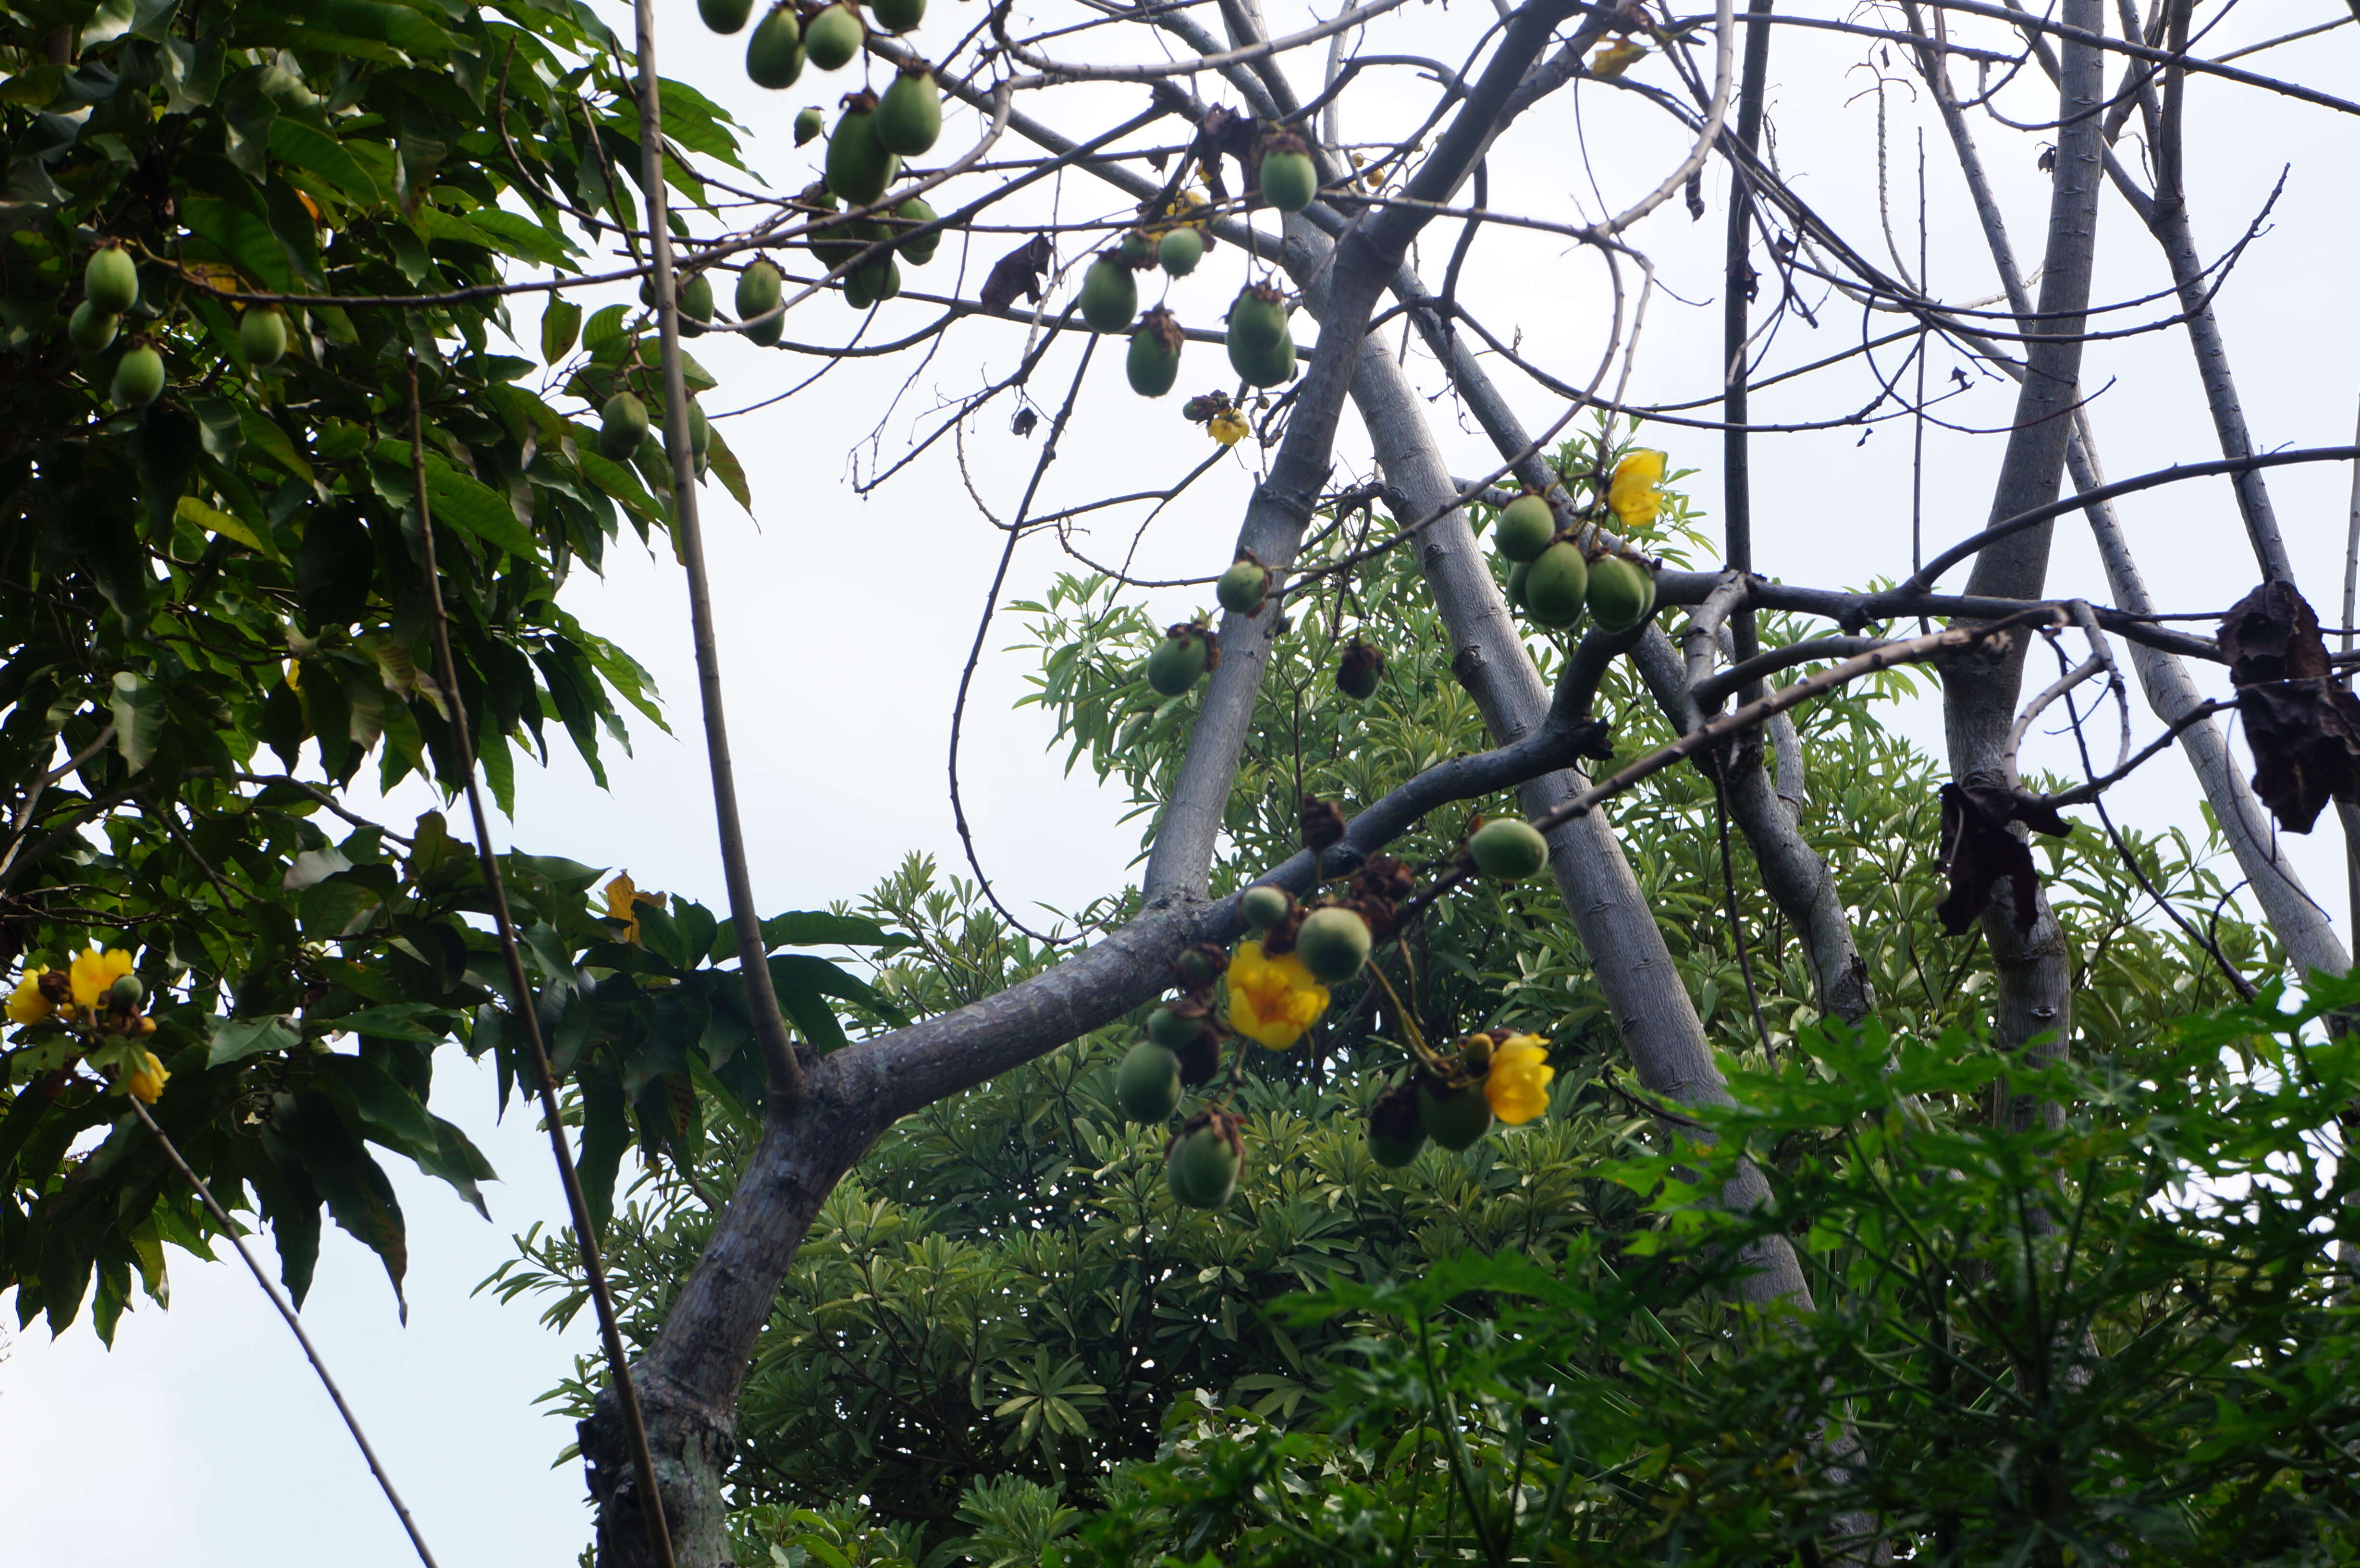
[5,2,2357,1563]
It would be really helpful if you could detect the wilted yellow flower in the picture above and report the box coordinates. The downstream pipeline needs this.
[69,948,135,1010]
[1592,39,1648,79]
[604,872,649,944]
[1483,1033,1554,1125]
[1608,449,1666,530]
[1227,940,1329,1049]
[1208,407,1249,447]
[125,1049,169,1104]
[7,971,51,1025]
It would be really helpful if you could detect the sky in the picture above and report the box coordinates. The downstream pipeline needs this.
[4,1,2358,1564]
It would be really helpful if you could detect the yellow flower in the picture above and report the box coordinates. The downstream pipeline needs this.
[1208,407,1249,447]
[1483,1034,1554,1125]
[604,872,651,944]
[125,1049,169,1104]
[1608,449,1666,530]
[1226,940,1329,1049]
[69,948,135,1010]
[1592,39,1648,79]
[7,971,51,1025]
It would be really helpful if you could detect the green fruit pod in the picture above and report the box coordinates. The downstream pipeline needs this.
[893,196,940,265]
[68,301,118,354]
[746,3,804,87]
[1146,1004,1208,1054]
[1587,553,1658,632]
[1258,148,1317,213]
[1367,1080,1427,1169]
[1126,307,1183,397]
[1158,226,1204,277]
[871,0,924,32]
[1239,883,1291,932]
[1216,556,1268,616]
[803,2,864,70]
[1118,230,1157,268]
[875,66,941,155]
[1468,818,1549,880]
[1079,255,1138,335]
[827,99,900,207]
[701,0,754,31]
[688,400,712,462]
[1145,625,1212,696]
[1225,282,1286,350]
[1166,1116,1241,1209]
[84,245,139,315]
[108,973,145,1008]
[598,391,650,461]
[1116,1041,1184,1123]
[1293,906,1371,984]
[239,308,287,366]
[1420,1079,1493,1152]
[1495,492,1556,563]
[794,106,825,145]
[737,258,785,344]
[679,271,715,335]
[1504,561,1530,612]
[1229,330,1292,389]
[110,344,164,409]
[1523,541,1589,629]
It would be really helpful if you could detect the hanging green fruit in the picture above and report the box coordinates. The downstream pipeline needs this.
[701,0,753,31]
[1158,226,1204,277]
[803,2,864,69]
[1419,1077,1492,1151]
[1495,491,1556,562]
[598,390,650,461]
[677,271,715,335]
[1336,637,1385,700]
[1256,128,1317,213]
[1145,622,1215,696]
[872,0,923,31]
[1165,1111,1242,1209]
[875,64,940,155]
[67,301,118,354]
[1239,883,1291,933]
[1367,1079,1427,1168]
[84,245,138,315]
[1523,541,1589,629]
[1586,552,1658,632]
[1118,230,1157,268]
[688,400,712,465]
[893,196,940,264]
[844,252,901,309]
[1293,906,1371,983]
[1147,1002,1211,1054]
[736,258,785,345]
[1504,561,1531,613]
[1225,281,1292,387]
[1116,1041,1184,1122]
[240,308,287,366]
[746,3,804,87]
[1468,818,1548,880]
[1079,253,1139,334]
[109,344,164,409]
[1216,554,1269,616]
[827,92,900,206]
[1126,306,1184,397]
[794,105,824,145]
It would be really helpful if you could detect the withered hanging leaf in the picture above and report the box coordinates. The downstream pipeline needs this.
[1936,783,2072,935]
[2217,581,2360,834]
[1300,796,1346,852]
[979,234,1054,314]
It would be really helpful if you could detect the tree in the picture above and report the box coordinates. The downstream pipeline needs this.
[3,0,2354,1564]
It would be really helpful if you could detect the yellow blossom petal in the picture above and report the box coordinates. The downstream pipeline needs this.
[1592,39,1647,79]
[1208,408,1249,447]
[7,972,51,1026]
[604,872,645,944]
[126,1049,169,1104]
[1483,1035,1554,1125]
[1226,940,1329,1049]
[69,948,135,1010]
[1608,448,1666,530]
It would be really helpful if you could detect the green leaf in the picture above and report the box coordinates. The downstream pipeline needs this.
[541,295,582,363]
[208,1014,302,1066]
[109,670,164,771]
[268,118,383,204]
[757,911,904,952]
[577,1063,628,1239]
[373,440,538,557]
[176,495,277,559]
[272,1091,409,1320]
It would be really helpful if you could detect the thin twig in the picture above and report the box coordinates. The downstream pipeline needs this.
[405,352,677,1568]
[129,1098,442,1568]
